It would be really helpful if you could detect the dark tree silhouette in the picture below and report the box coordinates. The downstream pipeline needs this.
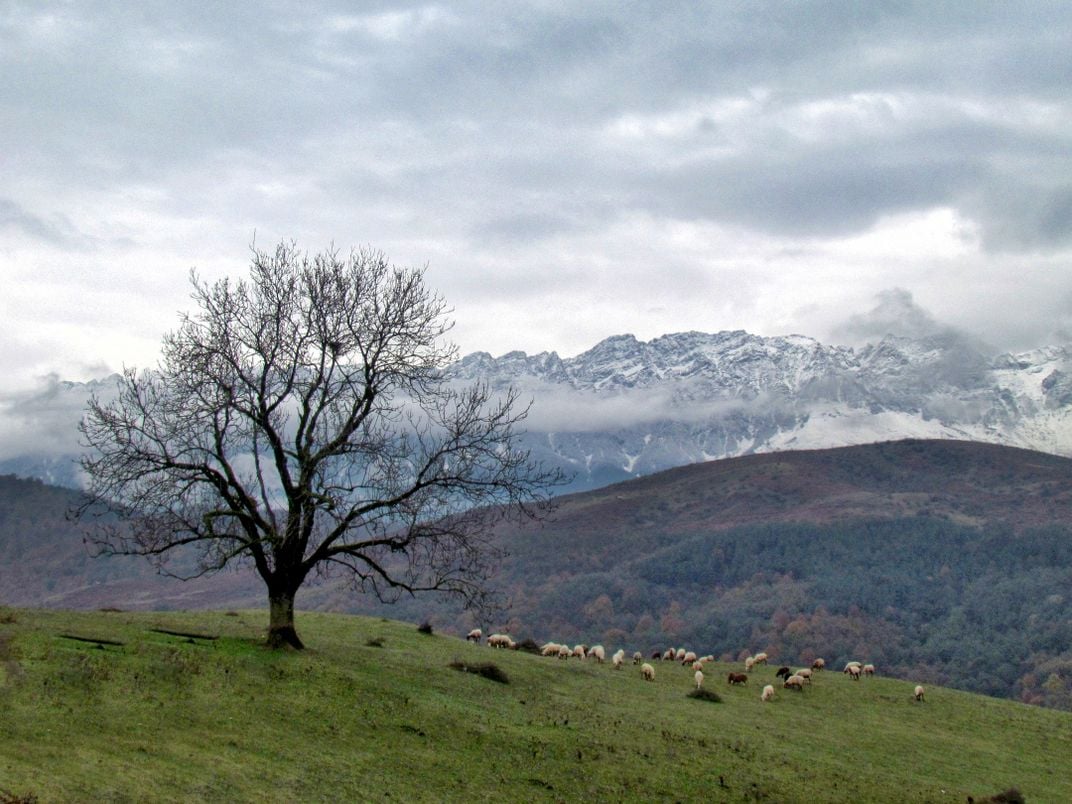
[77,241,560,648]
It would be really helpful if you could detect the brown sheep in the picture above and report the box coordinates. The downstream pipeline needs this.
[727,672,748,685]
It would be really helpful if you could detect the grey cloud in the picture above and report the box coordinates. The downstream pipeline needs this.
[835,288,950,343]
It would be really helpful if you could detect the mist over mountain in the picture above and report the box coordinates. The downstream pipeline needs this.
[4,329,1072,493]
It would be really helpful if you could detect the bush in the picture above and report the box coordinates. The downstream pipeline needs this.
[687,688,722,703]
[449,660,510,684]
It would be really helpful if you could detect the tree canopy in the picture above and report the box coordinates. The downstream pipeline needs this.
[78,241,561,647]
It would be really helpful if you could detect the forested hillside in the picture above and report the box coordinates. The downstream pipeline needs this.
[4,439,1072,709]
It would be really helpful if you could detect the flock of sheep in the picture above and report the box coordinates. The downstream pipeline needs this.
[467,629,926,703]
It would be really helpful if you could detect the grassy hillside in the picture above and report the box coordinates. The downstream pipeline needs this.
[1,607,1070,803]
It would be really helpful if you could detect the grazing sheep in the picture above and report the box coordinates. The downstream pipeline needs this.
[557,644,572,659]
[692,661,704,672]
[744,656,755,671]
[753,652,769,666]
[812,658,825,671]
[675,648,687,662]
[662,648,675,661]
[843,661,861,672]
[612,649,626,669]
[651,651,662,660]
[797,668,813,683]
[487,633,515,649]
[540,642,561,657]
[641,663,656,681]
[694,670,704,690]
[727,672,748,685]
[588,645,606,663]
[700,655,714,663]
[466,628,482,643]
[845,665,861,680]
[783,675,805,691]
[775,666,792,681]
[572,644,587,659]
[682,651,698,666]
[914,685,925,702]
[761,684,775,702]
[863,663,875,677]
[633,651,644,665]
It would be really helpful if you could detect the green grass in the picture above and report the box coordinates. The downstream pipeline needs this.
[1,607,1070,803]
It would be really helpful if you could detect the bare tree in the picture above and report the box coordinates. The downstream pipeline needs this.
[77,241,561,648]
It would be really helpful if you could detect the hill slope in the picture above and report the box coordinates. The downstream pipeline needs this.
[4,440,1072,710]
[1,608,1069,802]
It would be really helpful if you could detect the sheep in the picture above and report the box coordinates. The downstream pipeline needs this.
[845,665,861,680]
[775,666,792,681]
[612,649,626,669]
[588,644,606,663]
[652,651,663,660]
[797,668,813,683]
[744,656,755,672]
[812,658,825,671]
[700,655,714,663]
[487,633,515,649]
[633,651,644,665]
[675,648,687,662]
[843,661,861,672]
[761,684,775,702]
[753,652,769,666]
[662,648,675,661]
[863,663,875,677]
[914,685,925,702]
[784,674,805,691]
[540,642,561,657]
[694,670,704,690]
[466,628,482,643]
[641,663,656,681]
[557,644,572,659]
[727,672,748,685]
[572,644,587,660]
[681,651,698,666]
[692,661,704,672]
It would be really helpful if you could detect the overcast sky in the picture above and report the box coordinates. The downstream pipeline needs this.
[3,1,1072,394]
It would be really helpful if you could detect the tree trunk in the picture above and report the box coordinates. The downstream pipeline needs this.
[267,590,304,650]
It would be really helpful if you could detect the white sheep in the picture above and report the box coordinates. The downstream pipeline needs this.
[588,645,606,663]
[700,655,714,663]
[540,642,561,657]
[812,658,826,671]
[694,670,704,690]
[744,656,755,671]
[761,684,775,702]
[612,649,626,669]
[797,668,813,683]
[641,663,656,681]
[487,633,514,649]
[753,652,769,666]
[572,644,587,660]
[557,644,572,659]
[843,661,861,672]
[845,665,861,680]
[632,651,643,665]
[863,663,875,677]
[783,674,805,691]
[662,648,675,661]
[914,685,925,702]
[681,651,698,666]
[675,648,686,662]
[466,628,482,643]
[692,660,704,672]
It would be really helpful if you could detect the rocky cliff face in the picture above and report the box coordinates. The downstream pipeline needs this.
[5,331,1072,493]
[448,331,1072,492]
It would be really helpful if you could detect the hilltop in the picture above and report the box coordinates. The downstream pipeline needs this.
[0,607,1069,802]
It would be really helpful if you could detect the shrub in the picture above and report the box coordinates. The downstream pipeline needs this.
[449,660,509,684]
[687,688,722,703]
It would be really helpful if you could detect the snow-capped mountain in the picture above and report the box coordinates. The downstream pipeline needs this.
[4,331,1072,493]
[448,330,1072,492]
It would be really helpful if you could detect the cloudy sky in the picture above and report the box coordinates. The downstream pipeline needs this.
[3,1,1072,395]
